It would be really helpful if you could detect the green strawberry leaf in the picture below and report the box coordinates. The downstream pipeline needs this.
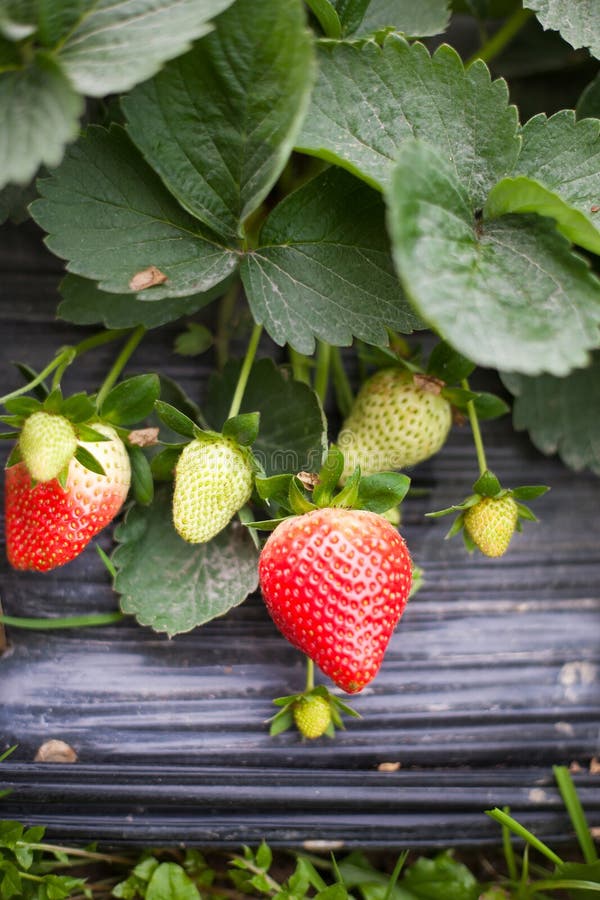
[427,342,476,384]
[128,446,154,506]
[204,358,327,477]
[330,467,361,508]
[14,362,49,401]
[150,445,185,481]
[289,477,318,514]
[113,487,259,636]
[296,39,519,206]
[154,401,198,439]
[245,517,291,531]
[502,354,600,475]
[400,850,480,900]
[516,502,538,522]
[74,445,106,476]
[57,0,236,96]
[485,175,600,255]
[76,424,111,442]
[222,412,260,447]
[123,0,315,240]
[31,126,238,298]
[43,387,64,413]
[350,0,451,37]
[100,374,161,427]
[0,53,83,188]
[60,392,96,423]
[269,708,295,737]
[242,167,421,353]
[472,392,510,420]
[255,474,295,510]
[307,0,343,37]
[511,485,550,500]
[58,274,229,330]
[313,445,345,507]
[356,472,411,513]
[145,862,200,900]
[386,140,600,376]
[524,0,600,59]
[174,323,213,357]
[0,431,18,440]
[440,387,479,409]
[577,73,600,119]
[4,397,42,416]
[486,112,600,254]
[473,470,502,497]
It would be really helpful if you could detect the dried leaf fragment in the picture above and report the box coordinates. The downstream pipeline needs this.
[129,266,168,291]
[377,761,401,772]
[34,739,78,763]
[414,373,445,395]
[128,427,160,448]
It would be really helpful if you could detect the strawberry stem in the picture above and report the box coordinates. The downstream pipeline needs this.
[305,656,315,692]
[289,347,311,385]
[314,340,331,405]
[227,323,263,419]
[95,326,146,411]
[466,7,534,66]
[330,346,354,417]
[462,377,488,476]
[0,612,126,630]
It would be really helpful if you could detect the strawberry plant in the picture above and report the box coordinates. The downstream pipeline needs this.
[1,0,599,739]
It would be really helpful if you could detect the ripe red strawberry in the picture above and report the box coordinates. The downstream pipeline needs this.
[339,368,452,479]
[19,411,77,482]
[5,424,130,571]
[258,507,412,693]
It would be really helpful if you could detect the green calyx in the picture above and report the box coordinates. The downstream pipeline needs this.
[269,686,360,740]
[427,469,550,556]
[250,445,411,531]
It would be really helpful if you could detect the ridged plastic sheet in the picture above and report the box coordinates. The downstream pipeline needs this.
[1,223,599,847]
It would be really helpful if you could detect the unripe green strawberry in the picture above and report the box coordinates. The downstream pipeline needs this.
[173,436,253,543]
[463,495,519,558]
[339,368,451,480]
[19,411,77,482]
[293,695,332,739]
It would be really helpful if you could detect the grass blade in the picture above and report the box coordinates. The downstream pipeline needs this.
[486,808,564,867]
[553,765,598,864]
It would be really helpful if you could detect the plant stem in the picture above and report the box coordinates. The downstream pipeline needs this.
[20,842,132,866]
[330,346,354,418]
[462,378,488,476]
[51,329,131,390]
[0,352,72,405]
[289,347,311,385]
[466,7,534,66]
[215,282,239,370]
[0,612,126,630]
[95,325,146,411]
[305,657,315,692]
[553,765,598,864]
[227,323,263,419]
[314,340,331,406]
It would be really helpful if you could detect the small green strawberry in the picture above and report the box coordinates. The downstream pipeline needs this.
[19,411,77,482]
[173,435,254,543]
[269,686,360,740]
[428,470,549,559]
[293,694,332,739]
[463,495,518,558]
[339,368,452,480]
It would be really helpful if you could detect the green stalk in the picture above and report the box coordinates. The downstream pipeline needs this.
[466,7,534,66]
[215,281,239,371]
[227,323,263,419]
[0,612,126,630]
[501,806,519,882]
[0,329,132,406]
[19,842,132,866]
[486,808,564,867]
[462,378,488,476]
[289,347,311,385]
[330,346,354,418]
[95,325,146,411]
[314,340,331,406]
[305,657,315,692]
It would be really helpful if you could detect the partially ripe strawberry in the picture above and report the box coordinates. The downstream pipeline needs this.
[463,495,518,558]
[19,411,77,482]
[339,368,451,479]
[173,436,253,543]
[293,694,332,739]
[259,507,412,693]
[5,424,130,572]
